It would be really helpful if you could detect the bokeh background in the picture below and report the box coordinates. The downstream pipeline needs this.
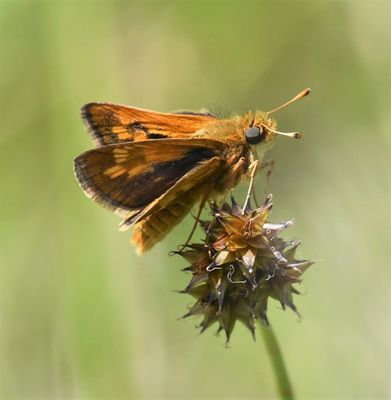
[1,1,389,399]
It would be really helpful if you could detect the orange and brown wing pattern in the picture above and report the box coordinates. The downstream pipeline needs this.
[129,156,224,253]
[82,103,218,147]
[74,138,223,218]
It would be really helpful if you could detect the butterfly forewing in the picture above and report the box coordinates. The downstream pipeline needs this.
[82,103,218,147]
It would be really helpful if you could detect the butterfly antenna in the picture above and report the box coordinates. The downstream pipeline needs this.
[266,127,302,139]
[266,88,311,115]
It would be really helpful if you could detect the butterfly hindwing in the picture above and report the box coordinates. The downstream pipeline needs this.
[82,103,218,147]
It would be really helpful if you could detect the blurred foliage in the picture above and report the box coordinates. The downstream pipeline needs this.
[0,1,389,399]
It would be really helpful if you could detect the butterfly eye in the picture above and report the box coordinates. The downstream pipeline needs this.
[245,126,265,145]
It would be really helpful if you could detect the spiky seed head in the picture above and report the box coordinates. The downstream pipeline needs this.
[177,195,315,342]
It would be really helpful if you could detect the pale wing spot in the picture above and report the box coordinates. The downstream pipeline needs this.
[109,168,128,178]
[117,132,133,140]
[114,155,128,163]
[112,126,126,134]
[113,148,130,163]
[104,165,128,178]
[104,165,122,175]
[111,127,133,141]
[113,148,129,155]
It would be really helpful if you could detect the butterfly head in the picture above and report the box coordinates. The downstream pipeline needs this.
[244,88,310,147]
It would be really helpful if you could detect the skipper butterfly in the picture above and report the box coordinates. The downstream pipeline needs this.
[74,88,310,253]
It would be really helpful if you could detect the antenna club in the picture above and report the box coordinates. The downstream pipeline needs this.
[266,87,311,115]
[294,132,302,139]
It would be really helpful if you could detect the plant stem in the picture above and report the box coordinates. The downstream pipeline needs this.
[259,322,295,400]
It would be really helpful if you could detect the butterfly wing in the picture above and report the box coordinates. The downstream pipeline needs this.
[82,103,218,147]
[74,138,225,219]
[128,156,224,253]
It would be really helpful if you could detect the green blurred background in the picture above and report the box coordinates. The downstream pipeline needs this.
[1,1,389,399]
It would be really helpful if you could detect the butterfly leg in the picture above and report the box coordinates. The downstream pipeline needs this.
[243,160,259,213]
[177,189,210,251]
[219,157,247,204]
[259,159,275,196]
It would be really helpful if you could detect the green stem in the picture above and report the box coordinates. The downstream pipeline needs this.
[259,322,295,400]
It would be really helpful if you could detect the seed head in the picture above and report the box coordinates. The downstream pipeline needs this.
[177,195,315,342]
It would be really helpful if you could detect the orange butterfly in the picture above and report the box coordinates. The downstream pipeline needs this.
[74,89,310,253]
